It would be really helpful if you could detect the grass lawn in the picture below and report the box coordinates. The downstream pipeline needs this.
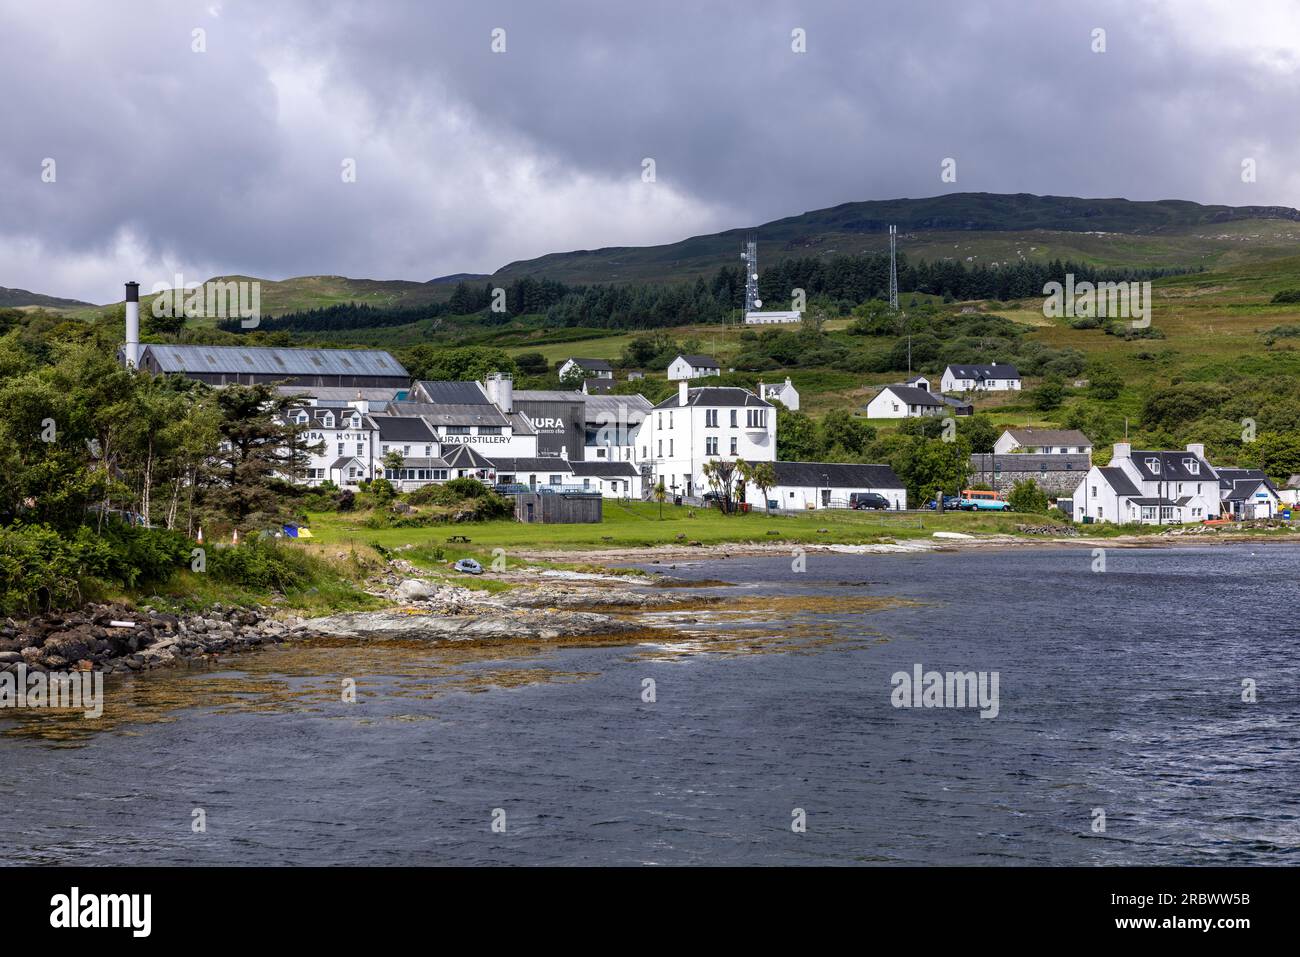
[304,501,1055,558]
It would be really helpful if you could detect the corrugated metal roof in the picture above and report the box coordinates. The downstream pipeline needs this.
[413,380,491,404]
[143,344,407,377]
[583,393,652,424]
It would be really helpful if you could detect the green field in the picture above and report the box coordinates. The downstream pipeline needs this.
[307,501,1062,557]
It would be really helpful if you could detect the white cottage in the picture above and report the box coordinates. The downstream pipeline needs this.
[639,382,776,499]
[994,428,1093,458]
[749,462,906,511]
[1073,442,1219,525]
[865,384,945,419]
[666,354,722,381]
[941,363,1021,393]
[758,377,800,411]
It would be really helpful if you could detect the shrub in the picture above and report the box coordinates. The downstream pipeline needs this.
[1007,479,1050,513]
[206,537,314,591]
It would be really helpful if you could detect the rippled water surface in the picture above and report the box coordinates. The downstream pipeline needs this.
[3,545,1297,865]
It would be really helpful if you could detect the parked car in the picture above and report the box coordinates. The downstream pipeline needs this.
[850,492,891,510]
[453,558,483,575]
[925,495,961,511]
[958,489,1011,511]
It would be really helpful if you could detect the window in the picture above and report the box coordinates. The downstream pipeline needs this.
[669,439,674,456]
[705,409,718,428]
[597,448,606,458]
[730,437,738,455]
[706,437,718,455]
[446,426,470,435]
[433,470,447,481]
[1091,485,1097,498]
[424,445,432,456]
[746,409,768,428]
[1146,458,1161,475]
[479,426,501,435]
[730,410,738,427]
[337,443,344,456]
[642,446,647,459]
[657,413,662,428]
[657,440,662,456]
[549,474,562,485]
[668,412,674,429]
[403,445,410,455]
[382,444,389,454]
[356,442,364,456]
[1185,458,1199,474]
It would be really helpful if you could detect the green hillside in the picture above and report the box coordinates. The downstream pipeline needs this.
[489,193,1300,285]
[0,286,95,309]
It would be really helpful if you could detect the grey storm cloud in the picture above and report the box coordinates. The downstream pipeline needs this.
[1,0,1298,303]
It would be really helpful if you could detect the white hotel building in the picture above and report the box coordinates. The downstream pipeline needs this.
[638,381,776,499]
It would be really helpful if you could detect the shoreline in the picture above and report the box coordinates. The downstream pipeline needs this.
[508,527,1300,567]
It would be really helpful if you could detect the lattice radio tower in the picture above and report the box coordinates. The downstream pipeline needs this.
[888,224,899,311]
[742,233,761,318]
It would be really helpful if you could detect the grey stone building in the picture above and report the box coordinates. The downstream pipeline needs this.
[968,452,1091,496]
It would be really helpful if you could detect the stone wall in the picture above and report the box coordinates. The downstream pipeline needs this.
[968,453,1090,497]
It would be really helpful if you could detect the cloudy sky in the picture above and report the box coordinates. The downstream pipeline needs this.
[2,0,1298,303]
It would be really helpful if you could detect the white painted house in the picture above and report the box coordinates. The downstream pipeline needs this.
[1073,443,1220,525]
[994,428,1093,458]
[748,462,906,511]
[570,461,642,499]
[743,310,802,325]
[291,404,377,487]
[558,358,613,381]
[758,377,800,411]
[666,354,722,381]
[1215,469,1281,519]
[941,363,1022,393]
[639,382,776,499]
[865,384,945,419]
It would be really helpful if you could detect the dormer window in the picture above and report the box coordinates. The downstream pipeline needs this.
[322,413,335,428]
[1146,457,1160,475]
[1184,458,1199,475]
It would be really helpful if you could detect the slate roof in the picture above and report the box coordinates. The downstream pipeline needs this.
[875,385,943,407]
[1214,467,1276,490]
[1097,467,1141,496]
[368,415,437,443]
[970,453,1090,471]
[388,400,510,428]
[412,380,492,405]
[328,456,366,470]
[1127,450,1213,482]
[565,358,612,371]
[768,461,904,489]
[276,386,401,403]
[488,457,574,474]
[676,354,720,368]
[652,387,771,409]
[583,378,614,394]
[514,389,585,402]
[568,461,639,478]
[945,363,1021,380]
[1004,428,1092,448]
[441,444,497,469]
[142,344,407,377]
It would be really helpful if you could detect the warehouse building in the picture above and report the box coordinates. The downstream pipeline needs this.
[132,343,410,388]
